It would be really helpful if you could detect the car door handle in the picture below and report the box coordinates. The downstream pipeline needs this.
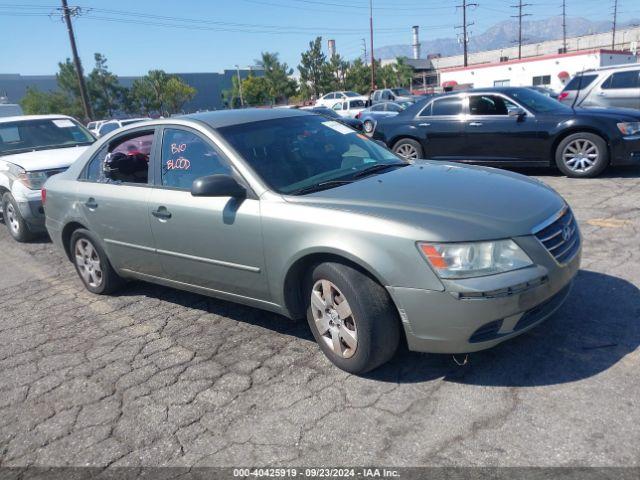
[597,91,606,96]
[469,122,483,126]
[418,122,431,127]
[84,198,98,210]
[152,207,172,220]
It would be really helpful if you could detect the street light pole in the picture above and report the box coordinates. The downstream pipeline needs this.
[369,0,375,91]
[235,65,244,108]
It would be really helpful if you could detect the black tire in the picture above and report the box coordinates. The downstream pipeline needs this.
[555,132,608,178]
[363,120,375,134]
[2,193,35,242]
[392,138,423,160]
[70,228,123,294]
[304,262,401,374]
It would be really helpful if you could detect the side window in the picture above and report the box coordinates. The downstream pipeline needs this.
[381,90,392,100]
[161,128,231,190]
[431,97,463,116]
[371,104,385,111]
[386,103,403,113]
[98,123,118,136]
[419,102,433,116]
[469,95,509,115]
[602,70,640,89]
[332,102,342,111]
[343,102,348,110]
[84,132,153,184]
[373,91,381,101]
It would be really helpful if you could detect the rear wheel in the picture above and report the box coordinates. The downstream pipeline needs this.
[305,262,400,374]
[393,138,423,160]
[70,229,123,294]
[363,120,375,134]
[2,193,34,242]
[555,132,608,178]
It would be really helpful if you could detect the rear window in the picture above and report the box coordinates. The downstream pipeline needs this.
[563,74,597,91]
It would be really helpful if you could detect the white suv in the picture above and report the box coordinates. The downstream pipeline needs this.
[0,115,94,241]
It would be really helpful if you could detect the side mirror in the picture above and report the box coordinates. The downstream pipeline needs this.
[191,174,246,198]
[509,108,526,119]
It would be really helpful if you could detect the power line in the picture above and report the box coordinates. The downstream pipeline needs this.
[511,0,531,59]
[456,0,478,67]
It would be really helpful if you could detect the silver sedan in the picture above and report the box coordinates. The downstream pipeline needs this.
[43,109,580,373]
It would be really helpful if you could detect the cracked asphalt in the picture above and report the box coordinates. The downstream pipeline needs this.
[0,167,639,469]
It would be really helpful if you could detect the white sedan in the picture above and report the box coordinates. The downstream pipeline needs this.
[315,91,368,108]
[331,99,367,119]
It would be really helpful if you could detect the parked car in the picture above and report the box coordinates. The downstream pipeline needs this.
[371,88,421,105]
[558,64,640,110]
[528,86,559,100]
[357,101,412,134]
[97,118,149,137]
[44,109,579,373]
[87,120,106,136]
[315,91,369,108]
[331,99,367,119]
[373,87,640,178]
[303,106,364,132]
[0,115,94,241]
[0,104,24,118]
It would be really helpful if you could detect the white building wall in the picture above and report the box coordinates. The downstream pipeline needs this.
[439,51,638,92]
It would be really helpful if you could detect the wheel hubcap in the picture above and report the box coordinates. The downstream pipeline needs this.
[395,143,418,159]
[364,121,374,133]
[75,239,103,288]
[310,280,357,359]
[5,203,20,234]
[563,139,599,173]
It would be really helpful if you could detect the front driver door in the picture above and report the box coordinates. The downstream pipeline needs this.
[148,126,269,301]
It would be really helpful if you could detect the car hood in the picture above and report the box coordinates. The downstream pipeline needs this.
[286,161,566,241]
[1,145,90,171]
[572,107,640,121]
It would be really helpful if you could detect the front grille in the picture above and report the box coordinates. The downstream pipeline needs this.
[534,208,580,264]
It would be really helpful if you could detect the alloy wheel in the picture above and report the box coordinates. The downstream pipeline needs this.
[310,279,358,359]
[75,238,103,288]
[562,138,599,173]
[364,120,374,134]
[5,203,20,235]
[395,143,419,159]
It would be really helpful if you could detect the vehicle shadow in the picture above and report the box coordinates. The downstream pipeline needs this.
[115,269,639,388]
[368,269,640,387]
[509,165,640,179]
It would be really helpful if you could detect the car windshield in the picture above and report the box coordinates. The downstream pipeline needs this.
[0,118,94,156]
[313,108,341,119]
[391,88,411,96]
[509,89,570,113]
[344,91,360,97]
[218,115,406,195]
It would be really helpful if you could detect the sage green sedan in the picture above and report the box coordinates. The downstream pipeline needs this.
[43,109,580,373]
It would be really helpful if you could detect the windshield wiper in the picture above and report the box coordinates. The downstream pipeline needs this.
[288,179,354,195]
[350,162,408,179]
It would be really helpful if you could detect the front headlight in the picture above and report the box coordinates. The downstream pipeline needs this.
[617,122,640,136]
[417,239,533,279]
[15,168,48,190]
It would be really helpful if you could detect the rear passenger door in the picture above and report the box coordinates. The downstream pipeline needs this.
[148,126,269,301]
[414,96,467,159]
[597,70,640,109]
[77,127,162,276]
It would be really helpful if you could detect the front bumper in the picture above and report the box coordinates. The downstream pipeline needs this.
[610,135,640,166]
[10,183,46,231]
[387,234,581,354]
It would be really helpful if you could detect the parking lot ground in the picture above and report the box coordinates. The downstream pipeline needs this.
[0,167,639,469]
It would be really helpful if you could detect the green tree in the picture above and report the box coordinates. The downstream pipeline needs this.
[53,59,84,118]
[394,57,414,88]
[130,77,159,115]
[298,37,331,99]
[376,63,396,89]
[19,87,76,116]
[87,53,124,118]
[328,54,349,91]
[344,58,372,94]
[257,52,297,105]
[164,76,196,114]
[241,76,271,106]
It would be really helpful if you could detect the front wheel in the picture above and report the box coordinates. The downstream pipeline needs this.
[70,229,123,294]
[555,133,608,178]
[363,120,375,134]
[2,193,35,242]
[393,138,423,160]
[305,262,400,374]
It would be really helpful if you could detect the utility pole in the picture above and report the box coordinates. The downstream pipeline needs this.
[361,38,368,64]
[60,0,92,121]
[511,0,531,59]
[369,0,375,91]
[561,0,567,53]
[235,65,244,108]
[456,0,477,67]
[612,0,618,49]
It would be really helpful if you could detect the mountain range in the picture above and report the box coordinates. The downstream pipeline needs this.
[373,16,640,59]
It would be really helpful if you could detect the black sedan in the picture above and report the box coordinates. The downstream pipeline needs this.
[373,87,640,177]
[305,106,364,132]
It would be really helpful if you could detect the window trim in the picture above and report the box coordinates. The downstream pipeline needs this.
[78,126,158,188]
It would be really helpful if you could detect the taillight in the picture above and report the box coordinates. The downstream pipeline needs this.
[558,92,569,101]
[41,188,47,206]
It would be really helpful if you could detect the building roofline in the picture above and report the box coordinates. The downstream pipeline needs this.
[439,49,635,73]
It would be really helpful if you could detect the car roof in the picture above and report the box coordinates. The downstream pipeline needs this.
[0,114,75,124]
[182,108,312,129]
[582,63,640,74]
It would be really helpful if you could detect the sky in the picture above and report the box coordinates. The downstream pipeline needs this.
[1,0,639,76]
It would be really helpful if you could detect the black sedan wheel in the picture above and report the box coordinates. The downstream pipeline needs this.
[363,120,375,134]
[555,133,608,178]
[393,138,423,160]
